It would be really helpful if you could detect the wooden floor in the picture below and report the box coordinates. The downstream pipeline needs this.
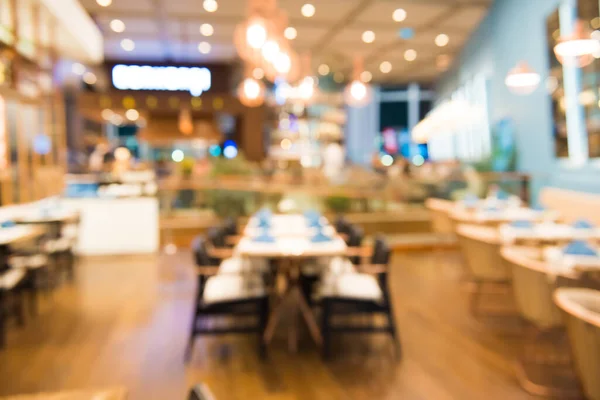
[0,250,539,400]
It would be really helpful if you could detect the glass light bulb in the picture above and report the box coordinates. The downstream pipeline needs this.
[262,40,280,62]
[350,81,367,100]
[247,24,267,49]
[244,78,260,99]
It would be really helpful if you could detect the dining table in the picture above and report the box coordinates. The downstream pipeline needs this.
[14,208,79,240]
[236,213,347,352]
[500,222,600,245]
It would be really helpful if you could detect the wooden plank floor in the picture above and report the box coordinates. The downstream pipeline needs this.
[0,251,538,400]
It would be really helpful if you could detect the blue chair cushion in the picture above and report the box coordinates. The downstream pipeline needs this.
[572,220,594,229]
[564,241,598,256]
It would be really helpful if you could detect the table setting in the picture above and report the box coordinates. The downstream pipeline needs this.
[500,219,600,245]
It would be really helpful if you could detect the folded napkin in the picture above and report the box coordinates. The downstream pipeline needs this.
[311,231,333,243]
[532,204,546,211]
[510,220,534,228]
[572,219,594,229]
[463,194,479,207]
[255,208,272,218]
[257,217,271,228]
[496,190,510,200]
[0,220,15,228]
[483,205,501,212]
[253,232,275,243]
[308,218,323,228]
[563,240,598,256]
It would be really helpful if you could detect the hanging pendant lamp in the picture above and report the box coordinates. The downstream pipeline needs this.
[344,56,372,108]
[505,62,541,95]
[178,107,194,135]
[237,66,266,107]
[554,19,600,67]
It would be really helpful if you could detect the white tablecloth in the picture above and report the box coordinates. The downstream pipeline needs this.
[0,226,40,245]
[501,223,600,244]
[236,236,347,258]
[544,247,600,276]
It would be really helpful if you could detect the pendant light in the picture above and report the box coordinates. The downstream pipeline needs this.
[178,107,193,135]
[505,62,541,95]
[237,67,266,107]
[296,53,318,104]
[344,57,372,108]
[554,19,600,67]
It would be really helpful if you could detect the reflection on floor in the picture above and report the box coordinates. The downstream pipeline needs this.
[0,251,538,399]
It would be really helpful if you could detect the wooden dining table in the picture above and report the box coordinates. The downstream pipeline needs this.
[236,214,347,352]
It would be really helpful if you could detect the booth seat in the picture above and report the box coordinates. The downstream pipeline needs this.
[540,188,600,225]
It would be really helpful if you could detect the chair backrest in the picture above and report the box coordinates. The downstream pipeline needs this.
[206,227,226,248]
[222,217,237,236]
[425,198,455,234]
[335,216,351,235]
[554,289,600,400]
[501,247,563,329]
[191,236,215,267]
[456,224,509,281]
[347,225,364,265]
[371,236,391,266]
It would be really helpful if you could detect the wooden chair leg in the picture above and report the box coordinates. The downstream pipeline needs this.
[0,293,5,348]
[321,299,332,359]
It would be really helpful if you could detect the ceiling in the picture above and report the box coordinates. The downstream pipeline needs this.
[79,0,492,84]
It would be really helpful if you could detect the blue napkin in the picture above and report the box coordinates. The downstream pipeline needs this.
[572,219,594,229]
[307,218,323,228]
[510,220,534,228]
[564,240,598,256]
[483,205,501,212]
[532,204,546,211]
[255,208,272,218]
[311,231,332,243]
[304,210,320,219]
[257,217,271,228]
[0,220,15,228]
[253,229,275,243]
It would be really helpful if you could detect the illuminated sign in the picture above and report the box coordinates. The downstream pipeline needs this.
[112,64,212,96]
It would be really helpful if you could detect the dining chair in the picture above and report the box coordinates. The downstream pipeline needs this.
[425,198,455,234]
[205,227,234,263]
[345,225,365,265]
[456,224,511,316]
[0,264,28,347]
[318,237,401,360]
[185,236,269,362]
[554,288,600,400]
[502,247,581,397]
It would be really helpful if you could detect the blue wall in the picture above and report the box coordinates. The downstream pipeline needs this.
[437,0,600,197]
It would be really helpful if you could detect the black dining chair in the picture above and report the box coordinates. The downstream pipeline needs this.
[319,237,401,360]
[0,257,29,347]
[185,236,269,362]
[205,227,234,263]
[345,225,365,265]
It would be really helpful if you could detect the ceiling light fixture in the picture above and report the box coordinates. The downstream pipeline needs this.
[96,0,112,7]
[284,27,297,40]
[362,30,375,43]
[301,3,315,18]
[200,23,214,36]
[554,19,600,67]
[120,39,135,51]
[505,61,541,95]
[344,57,372,108]
[125,109,139,121]
[360,71,372,83]
[333,72,344,83]
[380,61,392,73]
[110,19,125,33]
[203,0,218,13]
[404,49,417,61]
[238,76,265,107]
[318,64,330,75]
[393,8,407,22]
[435,33,449,47]
[198,41,212,54]
[436,55,451,71]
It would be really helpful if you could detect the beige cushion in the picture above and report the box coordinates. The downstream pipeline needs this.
[0,268,26,289]
[319,272,383,302]
[10,254,48,269]
[203,274,265,305]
